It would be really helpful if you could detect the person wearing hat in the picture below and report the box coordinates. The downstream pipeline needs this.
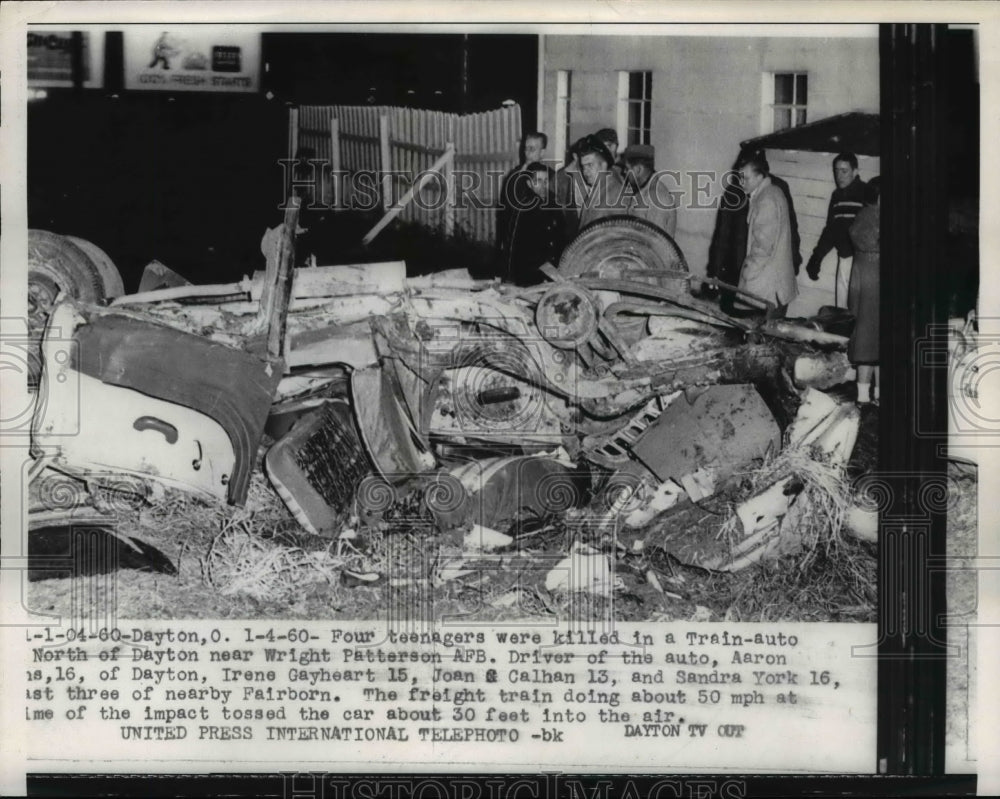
[595,128,620,162]
[622,143,677,238]
[576,135,628,228]
[595,127,627,179]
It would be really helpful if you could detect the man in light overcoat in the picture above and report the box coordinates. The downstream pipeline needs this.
[735,150,797,318]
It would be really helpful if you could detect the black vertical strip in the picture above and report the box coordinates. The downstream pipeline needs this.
[878,23,950,775]
[104,31,124,94]
[70,31,84,92]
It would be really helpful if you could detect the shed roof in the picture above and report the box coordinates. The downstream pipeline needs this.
[740,112,879,157]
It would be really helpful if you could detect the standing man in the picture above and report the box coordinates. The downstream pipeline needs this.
[706,148,802,313]
[553,137,585,238]
[498,132,549,268]
[503,162,567,286]
[805,152,866,307]
[577,136,627,228]
[735,151,797,319]
[622,143,677,238]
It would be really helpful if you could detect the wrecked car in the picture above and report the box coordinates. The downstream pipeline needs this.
[27,207,861,576]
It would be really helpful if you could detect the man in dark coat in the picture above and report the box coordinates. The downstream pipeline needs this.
[497,132,548,272]
[805,151,867,307]
[705,148,802,313]
[553,137,587,239]
[503,162,567,286]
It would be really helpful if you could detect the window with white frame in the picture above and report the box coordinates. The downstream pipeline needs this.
[762,72,808,133]
[617,71,653,147]
[554,70,572,163]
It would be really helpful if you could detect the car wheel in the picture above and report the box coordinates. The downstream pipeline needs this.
[557,215,689,280]
[27,230,107,387]
[65,235,125,299]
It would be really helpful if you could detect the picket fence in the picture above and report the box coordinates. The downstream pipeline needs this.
[290,103,522,245]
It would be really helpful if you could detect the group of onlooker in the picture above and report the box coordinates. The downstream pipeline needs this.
[713,149,879,405]
[498,133,879,406]
[497,128,677,286]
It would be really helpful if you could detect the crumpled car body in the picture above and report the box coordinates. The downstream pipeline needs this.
[29,222,852,538]
[32,300,283,505]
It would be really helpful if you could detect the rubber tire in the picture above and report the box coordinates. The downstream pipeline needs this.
[558,215,689,279]
[27,230,107,386]
[65,235,125,298]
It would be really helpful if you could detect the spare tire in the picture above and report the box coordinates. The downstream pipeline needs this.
[557,215,689,281]
[27,230,108,387]
[65,235,125,299]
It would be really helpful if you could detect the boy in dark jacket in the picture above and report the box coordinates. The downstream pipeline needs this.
[805,152,867,307]
[504,162,568,286]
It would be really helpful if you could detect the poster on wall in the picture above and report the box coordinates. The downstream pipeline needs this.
[27,29,104,88]
[123,25,260,92]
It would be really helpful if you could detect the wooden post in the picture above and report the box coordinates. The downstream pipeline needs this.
[444,139,456,238]
[288,107,300,163]
[287,107,300,205]
[285,108,299,207]
[379,113,391,212]
[252,198,300,363]
[330,116,342,211]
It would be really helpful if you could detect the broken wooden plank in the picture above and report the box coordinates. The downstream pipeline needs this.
[761,320,849,349]
[111,281,248,307]
[249,261,406,300]
[362,143,456,246]
[250,200,300,359]
[219,294,400,318]
[286,323,378,369]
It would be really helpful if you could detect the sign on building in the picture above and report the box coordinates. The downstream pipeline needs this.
[27,30,104,88]
[124,26,260,93]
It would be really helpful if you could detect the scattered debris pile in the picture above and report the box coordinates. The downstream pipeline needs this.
[26,212,873,614]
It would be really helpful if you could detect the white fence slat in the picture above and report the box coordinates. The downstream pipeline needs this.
[402,109,409,223]
[331,116,341,210]
[424,110,433,228]
[487,110,497,243]
[292,103,521,245]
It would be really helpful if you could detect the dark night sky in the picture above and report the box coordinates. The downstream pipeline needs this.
[262,34,537,123]
[27,33,538,288]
